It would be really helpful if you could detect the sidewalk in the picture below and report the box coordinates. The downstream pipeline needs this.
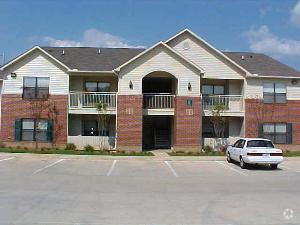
[1,151,299,161]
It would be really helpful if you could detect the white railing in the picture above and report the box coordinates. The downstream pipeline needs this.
[68,136,115,150]
[69,92,116,109]
[202,95,244,112]
[143,93,175,109]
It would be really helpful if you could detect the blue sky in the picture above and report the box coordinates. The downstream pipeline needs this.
[1,0,300,70]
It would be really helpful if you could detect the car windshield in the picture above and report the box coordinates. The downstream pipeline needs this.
[246,140,274,148]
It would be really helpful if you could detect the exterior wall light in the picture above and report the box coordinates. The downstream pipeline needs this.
[188,82,192,91]
[129,80,133,89]
[10,72,17,78]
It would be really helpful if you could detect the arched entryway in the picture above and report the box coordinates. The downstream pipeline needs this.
[142,71,178,150]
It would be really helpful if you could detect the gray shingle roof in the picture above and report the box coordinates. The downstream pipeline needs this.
[41,47,145,71]
[223,52,300,77]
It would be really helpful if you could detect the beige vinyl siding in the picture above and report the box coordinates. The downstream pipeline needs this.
[245,78,300,100]
[168,33,245,80]
[2,51,69,95]
[118,45,200,96]
[69,74,118,92]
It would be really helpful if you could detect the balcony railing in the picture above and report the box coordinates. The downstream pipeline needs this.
[69,92,116,109]
[202,95,244,112]
[143,93,175,109]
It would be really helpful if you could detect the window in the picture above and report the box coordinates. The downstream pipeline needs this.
[233,139,245,148]
[23,77,50,99]
[263,83,286,103]
[247,140,274,148]
[202,85,225,95]
[83,120,109,136]
[85,82,111,92]
[19,119,49,141]
[262,123,287,144]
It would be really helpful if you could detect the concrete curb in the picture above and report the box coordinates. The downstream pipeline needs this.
[1,152,300,161]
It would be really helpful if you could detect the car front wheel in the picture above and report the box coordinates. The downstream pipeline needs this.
[227,152,232,163]
[240,156,247,169]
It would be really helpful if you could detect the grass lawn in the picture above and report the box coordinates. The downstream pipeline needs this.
[168,151,226,156]
[0,148,154,156]
[168,150,300,157]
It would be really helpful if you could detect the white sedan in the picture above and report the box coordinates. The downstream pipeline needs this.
[226,138,283,169]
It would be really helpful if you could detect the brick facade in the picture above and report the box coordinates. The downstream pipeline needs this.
[173,96,202,152]
[116,95,143,151]
[1,94,68,148]
[245,99,300,150]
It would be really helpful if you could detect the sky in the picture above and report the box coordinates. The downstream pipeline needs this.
[0,0,300,70]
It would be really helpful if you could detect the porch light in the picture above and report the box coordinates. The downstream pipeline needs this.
[10,72,17,78]
[188,82,192,91]
[129,80,133,89]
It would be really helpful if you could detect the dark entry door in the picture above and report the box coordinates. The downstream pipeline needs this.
[154,129,171,149]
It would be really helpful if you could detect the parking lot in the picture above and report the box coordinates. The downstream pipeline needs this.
[0,154,299,225]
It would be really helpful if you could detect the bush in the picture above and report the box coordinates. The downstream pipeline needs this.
[219,145,227,152]
[84,145,94,152]
[65,143,77,151]
[0,142,6,148]
[203,145,213,152]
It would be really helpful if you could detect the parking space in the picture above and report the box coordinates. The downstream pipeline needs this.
[0,156,299,225]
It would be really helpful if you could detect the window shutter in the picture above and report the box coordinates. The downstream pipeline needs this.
[47,120,53,142]
[14,119,22,141]
[258,123,264,138]
[287,123,293,144]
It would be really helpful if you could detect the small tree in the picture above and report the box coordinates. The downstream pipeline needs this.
[29,100,61,149]
[95,102,110,150]
[209,103,227,148]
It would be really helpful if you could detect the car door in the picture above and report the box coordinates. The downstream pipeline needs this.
[231,139,241,160]
[235,139,246,161]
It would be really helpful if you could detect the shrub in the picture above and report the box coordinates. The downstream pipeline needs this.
[187,151,194,155]
[0,142,6,148]
[203,145,213,152]
[219,145,227,152]
[16,146,22,150]
[84,145,94,152]
[65,143,77,151]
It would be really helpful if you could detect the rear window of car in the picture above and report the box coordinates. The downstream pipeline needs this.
[246,140,274,148]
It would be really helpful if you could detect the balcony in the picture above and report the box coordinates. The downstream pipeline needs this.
[69,92,116,114]
[143,94,175,115]
[202,95,244,116]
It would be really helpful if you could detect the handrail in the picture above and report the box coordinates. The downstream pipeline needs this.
[143,94,175,109]
[69,92,116,109]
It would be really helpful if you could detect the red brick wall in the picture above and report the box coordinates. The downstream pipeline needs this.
[116,95,143,151]
[1,94,68,147]
[245,99,300,149]
[173,96,202,151]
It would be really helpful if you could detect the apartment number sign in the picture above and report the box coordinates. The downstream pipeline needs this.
[187,99,193,106]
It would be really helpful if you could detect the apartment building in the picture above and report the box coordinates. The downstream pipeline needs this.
[0,29,300,151]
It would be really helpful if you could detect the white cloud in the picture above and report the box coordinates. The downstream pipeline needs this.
[291,0,300,27]
[41,29,145,48]
[243,25,300,58]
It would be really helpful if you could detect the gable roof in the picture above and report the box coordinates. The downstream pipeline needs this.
[165,29,252,76]
[114,41,205,74]
[0,46,71,71]
[223,52,300,78]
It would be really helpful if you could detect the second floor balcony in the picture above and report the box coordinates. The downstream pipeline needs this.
[202,95,244,116]
[69,92,117,114]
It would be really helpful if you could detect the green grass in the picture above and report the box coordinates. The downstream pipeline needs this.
[168,150,300,157]
[0,148,154,156]
[168,151,226,156]
[283,151,300,157]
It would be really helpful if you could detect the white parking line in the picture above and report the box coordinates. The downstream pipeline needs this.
[164,161,179,177]
[0,157,14,162]
[33,159,65,174]
[215,161,248,176]
[107,160,117,176]
[280,165,300,173]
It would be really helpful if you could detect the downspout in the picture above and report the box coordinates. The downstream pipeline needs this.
[113,69,119,150]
